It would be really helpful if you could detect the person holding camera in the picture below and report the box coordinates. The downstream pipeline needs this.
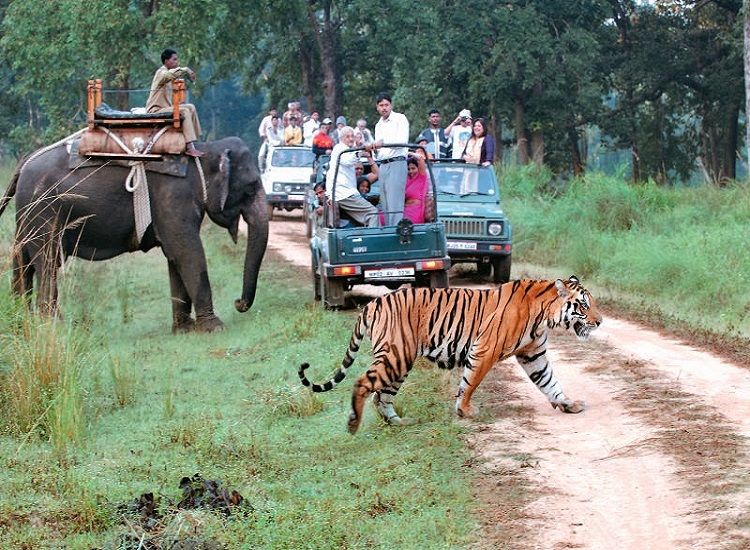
[444,109,473,160]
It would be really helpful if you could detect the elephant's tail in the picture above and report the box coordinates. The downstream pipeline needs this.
[0,156,24,218]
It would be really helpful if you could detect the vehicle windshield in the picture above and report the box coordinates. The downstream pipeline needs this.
[431,163,499,202]
[271,148,316,168]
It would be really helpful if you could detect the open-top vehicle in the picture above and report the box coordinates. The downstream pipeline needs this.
[431,159,512,283]
[261,145,316,220]
[310,144,451,309]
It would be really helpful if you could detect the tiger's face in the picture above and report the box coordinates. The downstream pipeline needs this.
[556,276,602,341]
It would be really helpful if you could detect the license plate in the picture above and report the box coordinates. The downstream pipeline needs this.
[364,267,415,279]
[447,241,477,250]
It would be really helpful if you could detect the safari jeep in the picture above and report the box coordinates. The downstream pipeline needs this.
[431,160,512,283]
[261,145,316,220]
[310,145,451,309]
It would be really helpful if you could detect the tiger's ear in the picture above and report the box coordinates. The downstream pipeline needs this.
[568,275,580,284]
[555,279,570,298]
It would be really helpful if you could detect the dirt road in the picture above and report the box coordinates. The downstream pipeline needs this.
[264,212,750,549]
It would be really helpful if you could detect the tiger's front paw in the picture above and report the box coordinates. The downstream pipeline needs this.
[455,402,479,418]
[552,399,586,414]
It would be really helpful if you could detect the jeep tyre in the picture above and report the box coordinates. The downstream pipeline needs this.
[429,270,449,289]
[477,261,491,278]
[492,254,512,284]
[321,275,345,310]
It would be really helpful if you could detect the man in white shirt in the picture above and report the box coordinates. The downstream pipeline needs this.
[303,111,320,146]
[327,126,380,227]
[371,92,409,226]
[257,107,277,170]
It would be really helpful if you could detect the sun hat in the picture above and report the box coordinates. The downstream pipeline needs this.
[459,109,472,119]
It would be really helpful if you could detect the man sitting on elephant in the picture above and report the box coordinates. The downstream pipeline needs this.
[146,48,205,157]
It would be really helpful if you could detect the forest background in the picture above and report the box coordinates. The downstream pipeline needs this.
[0,0,747,186]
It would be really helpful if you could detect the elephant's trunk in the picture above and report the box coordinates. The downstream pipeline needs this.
[234,202,269,313]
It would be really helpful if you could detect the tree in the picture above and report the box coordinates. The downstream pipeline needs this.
[745,0,750,168]
[1,0,255,152]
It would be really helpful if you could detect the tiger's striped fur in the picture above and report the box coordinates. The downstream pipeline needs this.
[299,276,602,434]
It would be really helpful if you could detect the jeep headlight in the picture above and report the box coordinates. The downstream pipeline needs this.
[487,222,503,236]
[273,182,283,192]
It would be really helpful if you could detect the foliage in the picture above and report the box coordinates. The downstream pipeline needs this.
[1,0,747,180]
[0,0,257,155]
[502,166,750,335]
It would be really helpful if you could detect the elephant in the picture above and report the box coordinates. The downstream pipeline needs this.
[0,136,268,333]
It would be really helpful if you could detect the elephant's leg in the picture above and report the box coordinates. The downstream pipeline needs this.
[11,243,34,303]
[164,244,224,333]
[168,260,195,333]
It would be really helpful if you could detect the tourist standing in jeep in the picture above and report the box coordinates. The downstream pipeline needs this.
[372,92,409,226]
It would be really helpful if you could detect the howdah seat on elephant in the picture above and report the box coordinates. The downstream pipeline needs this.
[78,78,187,160]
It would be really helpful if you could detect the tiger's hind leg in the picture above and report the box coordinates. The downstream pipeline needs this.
[372,371,412,426]
[348,358,404,434]
[516,344,585,413]
[455,355,496,418]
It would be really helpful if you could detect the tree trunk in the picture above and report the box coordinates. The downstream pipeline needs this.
[307,1,342,118]
[568,126,584,176]
[745,0,750,171]
[487,114,502,165]
[299,36,316,113]
[514,98,529,165]
[531,129,544,166]
[721,101,739,184]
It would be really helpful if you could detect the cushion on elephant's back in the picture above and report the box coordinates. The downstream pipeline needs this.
[94,103,173,120]
[78,127,186,156]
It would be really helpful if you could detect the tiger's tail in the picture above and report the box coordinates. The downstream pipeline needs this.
[298,303,373,392]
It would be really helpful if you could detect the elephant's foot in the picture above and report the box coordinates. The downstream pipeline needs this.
[172,318,196,334]
[195,315,225,333]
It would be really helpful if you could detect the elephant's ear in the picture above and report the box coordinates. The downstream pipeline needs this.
[217,148,231,211]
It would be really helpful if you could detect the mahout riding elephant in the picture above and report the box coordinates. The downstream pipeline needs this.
[0,136,268,333]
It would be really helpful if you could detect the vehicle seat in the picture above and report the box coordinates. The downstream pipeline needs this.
[94,103,174,121]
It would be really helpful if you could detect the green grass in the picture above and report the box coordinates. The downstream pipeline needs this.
[502,165,750,338]
[0,206,480,548]
[2,156,748,547]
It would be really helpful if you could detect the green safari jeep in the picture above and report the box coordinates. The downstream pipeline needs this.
[431,160,512,283]
[310,145,451,309]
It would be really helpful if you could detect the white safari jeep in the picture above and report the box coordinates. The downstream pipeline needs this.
[261,145,316,220]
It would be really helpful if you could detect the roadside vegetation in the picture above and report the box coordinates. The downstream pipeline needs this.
[502,165,750,340]
[0,194,482,548]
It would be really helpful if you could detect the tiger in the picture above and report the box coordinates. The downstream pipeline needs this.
[298,276,602,434]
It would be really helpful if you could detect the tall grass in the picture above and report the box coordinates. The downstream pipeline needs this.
[0,294,93,458]
[502,165,750,336]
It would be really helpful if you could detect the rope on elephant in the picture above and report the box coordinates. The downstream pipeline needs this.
[100,126,171,243]
[19,128,88,174]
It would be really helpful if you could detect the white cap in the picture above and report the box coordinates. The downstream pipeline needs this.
[459,109,472,119]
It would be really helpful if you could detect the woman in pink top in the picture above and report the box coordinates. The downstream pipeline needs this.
[403,155,429,224]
